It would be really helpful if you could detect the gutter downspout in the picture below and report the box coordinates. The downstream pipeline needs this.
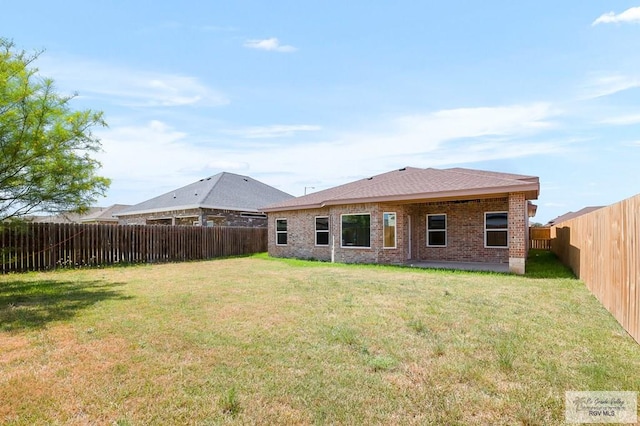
[331,233,335,263]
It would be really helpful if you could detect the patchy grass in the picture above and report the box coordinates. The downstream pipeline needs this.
[1,253,639,425]
[525,249,575,279]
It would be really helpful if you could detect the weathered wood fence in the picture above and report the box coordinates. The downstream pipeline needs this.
[1,223,267,273]
[529,227,551,250]
[551,193,639,344]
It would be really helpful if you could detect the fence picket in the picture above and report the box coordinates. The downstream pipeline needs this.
[551,193,640,345]
[0,223,267,273]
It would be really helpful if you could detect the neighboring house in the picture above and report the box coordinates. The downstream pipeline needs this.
[116,172,293,227]
[262,167,539,274]
[28,204,131,224]
[79,204,131,224]
[546,206,604,227]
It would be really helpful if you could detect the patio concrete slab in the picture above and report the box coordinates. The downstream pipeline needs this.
[405,260,510,273]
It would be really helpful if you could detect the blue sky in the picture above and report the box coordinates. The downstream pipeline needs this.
[4,1,640,223]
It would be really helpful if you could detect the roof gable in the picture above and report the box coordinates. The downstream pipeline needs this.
[263,167,539,212]
[80,204,131,222]
[118,172,293,216]
[546,206,604,226]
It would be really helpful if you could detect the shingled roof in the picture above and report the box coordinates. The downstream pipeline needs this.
[546,206,604,226]
[262,167,539,212]
[118,172,293,216]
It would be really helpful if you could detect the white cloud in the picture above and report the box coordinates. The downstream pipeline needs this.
[392,103,556,141]
[580,73,640,99]
[593,6,640,25]
[227,124,322,138]
[97,121,192,184]
[243,38,297,52]
[600,113,640,125]
[97,103,564,204]
[191,103,561,195]
[40,56,229,107]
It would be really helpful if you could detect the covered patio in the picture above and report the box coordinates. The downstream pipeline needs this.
[406,260,510,273]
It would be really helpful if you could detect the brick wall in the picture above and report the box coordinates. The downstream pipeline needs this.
[413,197,510,263]
[508,192,527,274]
[508,192,527,258]
[269,207,333,261]
[118,208,267,227]
[267,194,529,272]
[268,203,408,264]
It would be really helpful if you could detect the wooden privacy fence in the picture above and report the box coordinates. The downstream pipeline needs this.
[529,227,551,250]
[551,193,639,345]
[1,222,267,273]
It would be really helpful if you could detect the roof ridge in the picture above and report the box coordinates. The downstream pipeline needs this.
[312,167,425,205]
[443,167,533,183]
[199,172,225,203]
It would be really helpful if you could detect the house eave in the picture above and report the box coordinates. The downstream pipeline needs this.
[116,204,261,217]
[263,184,539,213]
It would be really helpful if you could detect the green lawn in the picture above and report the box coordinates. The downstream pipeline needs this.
[1,251,638,425]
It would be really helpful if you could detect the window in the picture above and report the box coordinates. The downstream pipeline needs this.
[315,216,329,246]
[341,214,371,248]
[240,212,267,219]
[175,216,199,226]
[427,214,447,246]
[383,212,396,248]
[207,216,225,227]
[146,218,172,226]
[276,219,288,245]
[485,212,508,247]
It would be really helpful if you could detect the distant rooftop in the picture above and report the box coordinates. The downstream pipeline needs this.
[546,206,605,226]
[118,172,293,216]
[28,204,131,224]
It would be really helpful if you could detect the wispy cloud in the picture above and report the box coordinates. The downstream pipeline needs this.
[98,103,564,203]
[593,6,640,25]
[40,55,229,107]
[600,113,640,125]
[227,124,322,138]
[201,103,562,194]
[96,121,251,199]
[243,38,297,52]
[580,73,640,99]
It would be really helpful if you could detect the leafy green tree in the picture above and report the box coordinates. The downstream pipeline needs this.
[0,38,110,221]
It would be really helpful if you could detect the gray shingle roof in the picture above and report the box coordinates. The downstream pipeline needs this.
[546,206,604,226]
[80,204,131,223]
[118,172,293,216]
[262,167,539,212]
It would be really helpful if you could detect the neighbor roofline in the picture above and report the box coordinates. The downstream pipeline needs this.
[116,204,262,217]
[262,184,539,212]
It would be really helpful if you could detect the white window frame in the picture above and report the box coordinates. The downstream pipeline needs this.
[383,212,397,249]
[340,213,371,249]
[426,213,447,247]
[485,211,508,248]
[315,216,330,246]
[275,218,288,246]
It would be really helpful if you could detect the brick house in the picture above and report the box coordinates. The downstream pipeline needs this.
[116,172,293,227]
[262,167,539,274]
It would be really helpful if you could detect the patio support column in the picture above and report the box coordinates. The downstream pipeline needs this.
[508,192,526,274]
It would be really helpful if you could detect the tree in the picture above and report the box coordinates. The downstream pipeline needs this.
[0,38,110,221]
